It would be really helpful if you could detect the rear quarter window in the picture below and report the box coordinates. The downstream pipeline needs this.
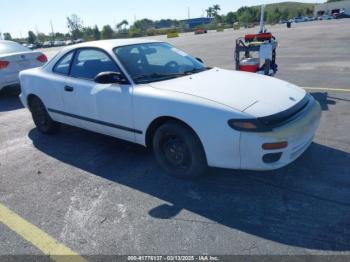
[53,51,74,75]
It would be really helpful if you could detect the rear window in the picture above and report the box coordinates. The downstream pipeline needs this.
[0,41,30,55]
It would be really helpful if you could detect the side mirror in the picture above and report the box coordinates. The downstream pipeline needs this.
[94,71,127,84]
[196,57,204,63]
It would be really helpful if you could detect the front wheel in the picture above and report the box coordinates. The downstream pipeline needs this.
[29,96,60,134]
[153,121,207,179]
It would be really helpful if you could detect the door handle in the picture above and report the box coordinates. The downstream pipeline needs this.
[64,86,74,92]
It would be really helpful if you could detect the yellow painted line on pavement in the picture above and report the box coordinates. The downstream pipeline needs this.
[0,203,88,262]
[302,87,350,92]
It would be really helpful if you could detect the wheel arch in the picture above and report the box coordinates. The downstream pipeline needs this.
[27,94,41,109]
[145,116,207,163]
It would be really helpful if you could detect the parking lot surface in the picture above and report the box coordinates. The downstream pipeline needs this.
[1,19,350,258]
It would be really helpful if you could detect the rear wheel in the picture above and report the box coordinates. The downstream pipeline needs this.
[29,96,60,134]
[153,121,207,179]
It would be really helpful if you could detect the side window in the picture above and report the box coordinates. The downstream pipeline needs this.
[53,51,74,75]
[70,49,120,80]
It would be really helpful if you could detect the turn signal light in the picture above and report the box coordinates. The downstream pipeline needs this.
[262,141,288,150]
[0,60,9,69]
[37,54,48,63]
[231,121,257,130]
[228,119,272,132]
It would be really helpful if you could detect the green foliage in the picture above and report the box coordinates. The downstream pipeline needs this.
[101,25,114,39]
[3,33,12,40]
[28,31,36,44]
[231,2,315,25]
[37,33,47,42]
[167,32,179,38]
[206,4,221,18]
[116,20,129,31]
[93,25,101,40]
[225,12,237,24]
[67,14,83,39]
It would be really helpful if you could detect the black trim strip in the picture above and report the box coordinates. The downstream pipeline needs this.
[257,94,311,128]
[48,108,143,134]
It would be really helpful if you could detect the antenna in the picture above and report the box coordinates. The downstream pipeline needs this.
[188,7,190,19]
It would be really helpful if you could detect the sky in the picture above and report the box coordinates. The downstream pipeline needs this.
[1,0,324,38]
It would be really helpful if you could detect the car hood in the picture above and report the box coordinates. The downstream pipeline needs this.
[148,68,306,117]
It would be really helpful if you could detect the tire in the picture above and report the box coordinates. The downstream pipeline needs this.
[29,96,60,134]
[153,120,207,179]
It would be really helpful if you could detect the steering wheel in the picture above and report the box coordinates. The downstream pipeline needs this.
[165,61,179,71]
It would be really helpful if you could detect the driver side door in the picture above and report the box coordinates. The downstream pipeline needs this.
[60,48,136,142]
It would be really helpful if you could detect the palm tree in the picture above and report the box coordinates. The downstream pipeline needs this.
[213,4,221,12]
[206,7,213,18]
[212,4,221,17]
[116,20,129,31]
[206,5,221,18]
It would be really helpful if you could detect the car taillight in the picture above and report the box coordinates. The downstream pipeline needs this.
[37,54,48,63]
[0,61,9,69]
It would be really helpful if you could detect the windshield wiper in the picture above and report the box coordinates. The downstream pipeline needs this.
[183,67,212,75]
[133,72,188,83]
[133,67,212,83]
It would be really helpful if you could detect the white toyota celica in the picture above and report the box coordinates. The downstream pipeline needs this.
[19,39,321,178]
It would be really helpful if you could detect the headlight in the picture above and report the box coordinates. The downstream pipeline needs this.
[228,119,272,132]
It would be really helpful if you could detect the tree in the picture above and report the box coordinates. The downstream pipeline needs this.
[37,33,47,42]
[133,19,154,31]
[206,4,221,18]
[81,26,94,40]
[101,25,114,39]
[116,20,129,31]
[306,7,313,16]
[28,31,36,44]
[206,7,214,18]
[225,12,237,24]
[213,4,221,17]
[67,14,83,39]
[54,32,65,39]
[267,8,281,23]
[3,33,12,40]
[93,25,101,40]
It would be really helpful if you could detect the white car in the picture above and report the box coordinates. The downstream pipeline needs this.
[0,40,47,93]
[65,40,74,46]
[19,39,321,178]
[54,40,65,47]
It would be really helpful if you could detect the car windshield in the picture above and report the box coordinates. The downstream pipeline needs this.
[114,42,210,84]
[0,41,30,55]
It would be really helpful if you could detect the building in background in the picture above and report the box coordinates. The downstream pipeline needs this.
[314,0,350,16]
[181,18,214,29]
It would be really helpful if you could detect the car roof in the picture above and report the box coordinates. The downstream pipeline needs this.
[63,38,162,52]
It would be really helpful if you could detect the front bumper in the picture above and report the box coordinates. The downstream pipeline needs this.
[240,95,322,170]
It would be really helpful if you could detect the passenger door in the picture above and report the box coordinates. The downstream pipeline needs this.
[61,48,135,142]
[48,51,75,123]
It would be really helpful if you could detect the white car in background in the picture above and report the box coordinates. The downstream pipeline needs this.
[0,40,47,93]
[19,39,321,178]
